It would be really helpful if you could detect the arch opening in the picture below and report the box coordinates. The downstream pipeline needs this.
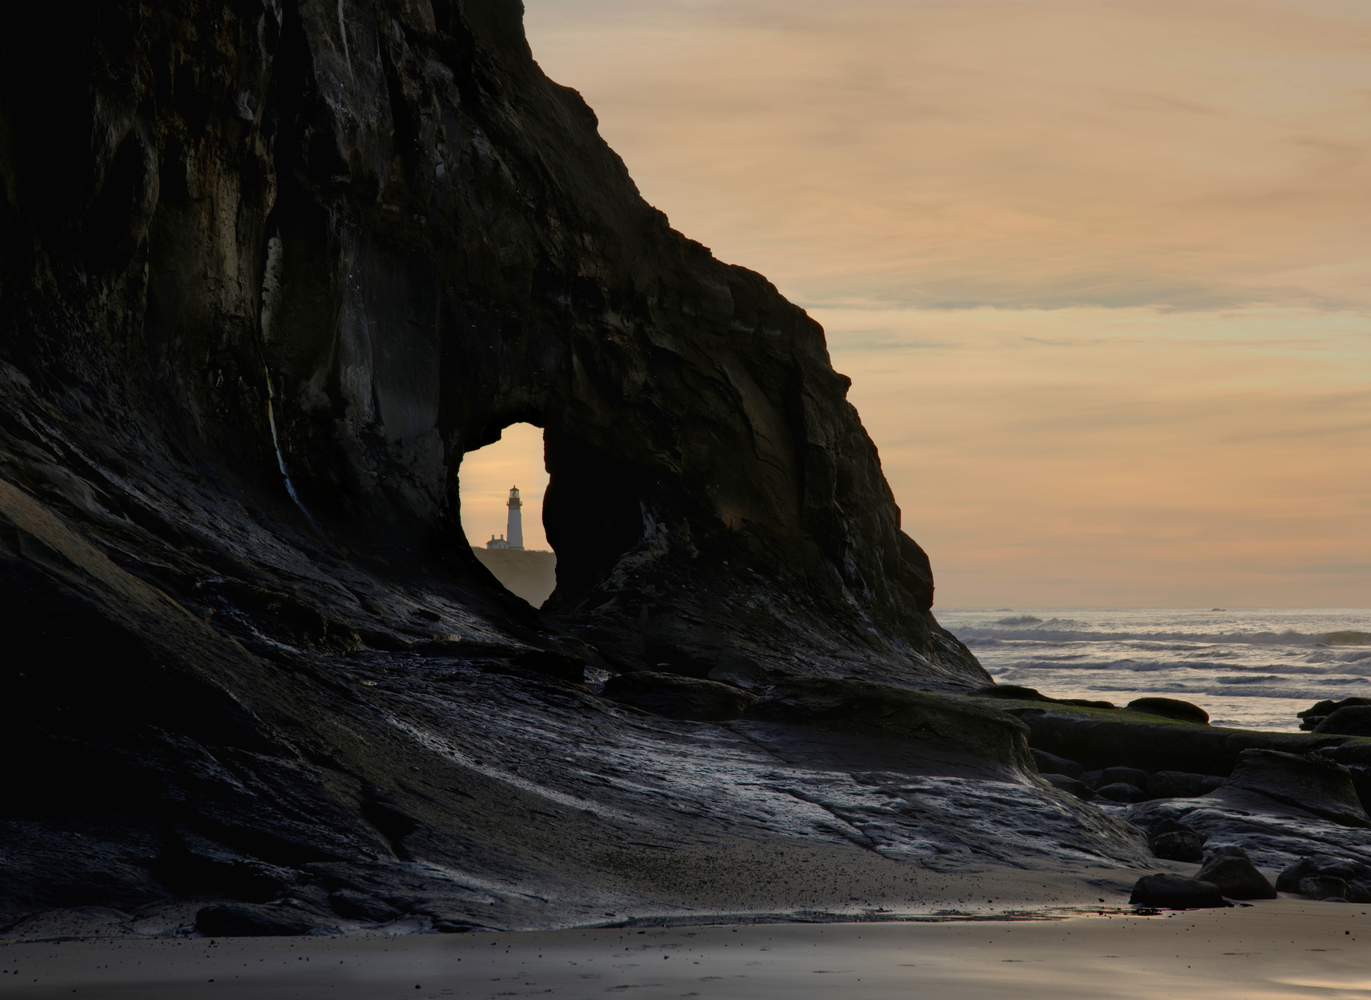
[458,422,556,608]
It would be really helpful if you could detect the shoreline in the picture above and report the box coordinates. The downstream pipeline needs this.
[3,899,1367,999]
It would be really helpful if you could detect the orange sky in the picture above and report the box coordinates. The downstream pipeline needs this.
[463,0,1370,606]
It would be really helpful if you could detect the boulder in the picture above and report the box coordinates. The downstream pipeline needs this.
[1313,707,1371,738]
[195,903,330,937]
[1150,830,1204,863]
[1276,856,1371,899]
[603,672,756,722]
[1031,748,1084,778]
[1298,697,1371,730]
[1148,771,1225,798]
[1100,766,1152,789]
[1126,698,1209,725]
[1224,750,1371,828]
[1144,818,1208,844]
[1097,782,1149,803]
[1298,876,1349,900]
[1041,773,1094,800]
[1129,874,1227,909]
[1196,848,1276,899]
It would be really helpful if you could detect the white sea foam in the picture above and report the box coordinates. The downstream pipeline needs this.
[937,607,1371,731]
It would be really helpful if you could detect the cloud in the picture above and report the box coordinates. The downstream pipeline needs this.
[528,0,1371,312]
[523,1,1371,605]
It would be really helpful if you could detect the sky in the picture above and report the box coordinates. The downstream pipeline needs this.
[461,0,1370,607]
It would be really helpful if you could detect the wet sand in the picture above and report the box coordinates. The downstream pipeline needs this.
[2,899,1368,999]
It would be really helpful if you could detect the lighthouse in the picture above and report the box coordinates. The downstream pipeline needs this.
[506,485,524,550]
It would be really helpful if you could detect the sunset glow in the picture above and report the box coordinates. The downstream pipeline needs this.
[523,0,1371,606]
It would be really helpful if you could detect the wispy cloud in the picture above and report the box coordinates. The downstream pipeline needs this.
[524,0,1371,605]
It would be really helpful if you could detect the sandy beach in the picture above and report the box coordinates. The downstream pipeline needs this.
[2,900,1368,999]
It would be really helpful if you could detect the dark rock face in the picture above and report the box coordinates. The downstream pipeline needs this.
[602,671,754,722]
[1150,830,1204,863]
[0,0,983,692]
[1096,782,1148,804]
[1297,876,1349,901]
[195,903,331,937]
[1224,751,1370,828]
[1099,766,1151,789]
[1126,698,1209,725]
[1276,857,1371,903]
[0,0,1017,928]
[1299,697,1371,731]
[1195,848,1275,900]
[1040,773,1094,800]
[1030,749,1083,778]
[744,677,1038,781]
[1314,707,1371,738]
[1148,771,1225,799]
[1129,875,1226,909]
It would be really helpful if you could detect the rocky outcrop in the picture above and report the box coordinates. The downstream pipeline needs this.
[0,0,982,692]
[1,0,1118,932]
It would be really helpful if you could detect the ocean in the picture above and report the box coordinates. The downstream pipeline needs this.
[935,608,1371,731]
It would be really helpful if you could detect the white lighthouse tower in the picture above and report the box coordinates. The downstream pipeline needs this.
[506,485,524,550]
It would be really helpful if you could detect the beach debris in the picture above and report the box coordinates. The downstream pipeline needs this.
[1129,874,1227,909]
[1126,698,1209,726]
[1196,846,1276,899]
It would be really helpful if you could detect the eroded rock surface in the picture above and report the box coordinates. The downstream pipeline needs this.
[0,0,1167,932]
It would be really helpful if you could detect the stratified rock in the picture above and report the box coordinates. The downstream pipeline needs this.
[1031,748,1084,778]
[1097,782,1149,804]
[1127,698,1209,725]
[1041,773,1094,800]
[1129,875,1226,909]
[1196,847,1275,899]
[603,671,755,722]
[1314,708,1371,738]
[328,890,402,924]
[1100,766,1152,789]
[1224,750,1371,828]
[1148,771,1225,798]
[1298,876,1349,900]
[195,903,330,937]
[1151,830,1204,863]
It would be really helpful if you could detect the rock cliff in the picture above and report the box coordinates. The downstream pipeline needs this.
[1,0,1140,931]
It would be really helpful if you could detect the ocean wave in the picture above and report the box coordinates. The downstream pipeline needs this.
[994,615,1043,625]
[956,627,1346,646]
